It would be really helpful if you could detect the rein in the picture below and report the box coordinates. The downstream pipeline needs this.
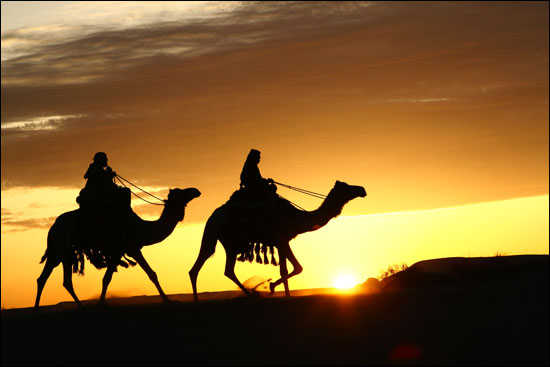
[274,181,327,199]
[274,181,327,211]
[115,174,165,206]
[277,194,306,211]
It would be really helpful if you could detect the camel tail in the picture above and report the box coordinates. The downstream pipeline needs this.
[41,213,85,275]
[40,225,55,264]
[40,250,49,264]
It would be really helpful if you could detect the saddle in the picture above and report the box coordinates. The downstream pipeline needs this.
[229,189,276,227]
[226,188,290,266]
[75,186,133,249]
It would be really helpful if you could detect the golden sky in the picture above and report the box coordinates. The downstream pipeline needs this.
[1,2,548,309]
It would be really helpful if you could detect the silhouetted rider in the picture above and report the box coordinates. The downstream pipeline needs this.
[240,149,276,201]
[77,152,118,208]
[84,152,117,195]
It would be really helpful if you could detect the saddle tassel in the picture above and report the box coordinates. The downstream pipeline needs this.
[270,246,278,266]
[263,244,269,264]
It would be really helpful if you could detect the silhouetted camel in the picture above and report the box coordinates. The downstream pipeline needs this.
[34,188,201,310]
[189,181,366,301]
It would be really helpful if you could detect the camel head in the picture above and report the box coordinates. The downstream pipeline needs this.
[331,180,367,203]
[167,188,201,205]
[165,188,201,221]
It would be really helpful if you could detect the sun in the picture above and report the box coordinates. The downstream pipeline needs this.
[333,274,358,290]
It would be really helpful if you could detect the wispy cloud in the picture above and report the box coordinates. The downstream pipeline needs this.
[1,216,57,232]
[1,114,85,131]
[383,98,457,104]
[1,2,380,85]
[1,1,240,60]
[1,203,57,231]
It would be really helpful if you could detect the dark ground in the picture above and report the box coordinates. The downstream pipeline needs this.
[2,279,548,366]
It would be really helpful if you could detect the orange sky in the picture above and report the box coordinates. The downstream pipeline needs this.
[1,2,548,309]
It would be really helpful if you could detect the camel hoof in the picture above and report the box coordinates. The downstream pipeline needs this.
[269,282,276,294]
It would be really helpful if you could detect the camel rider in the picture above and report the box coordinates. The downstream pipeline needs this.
[77,152,119,210]
[239,149,276,202]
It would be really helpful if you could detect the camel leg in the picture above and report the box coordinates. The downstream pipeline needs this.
[129,250,170,303]
[270,252,288,296]
[278,251,291,297]
[189,215,218,302]
[280,245,303,291]
[62,261,82,307]
[282,258,290,297]
[99,261,118,305]
[34,257,61,310]
[189,250,212,302]
[224,251,251,297]
[270,244,302,297]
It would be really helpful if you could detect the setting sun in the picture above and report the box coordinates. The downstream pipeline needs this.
[333,274,358,290]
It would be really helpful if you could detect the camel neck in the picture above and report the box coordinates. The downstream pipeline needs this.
[138,204,183,246]
[299,189,345,233]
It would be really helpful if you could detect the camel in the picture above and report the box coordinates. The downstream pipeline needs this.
[189,180,366,301]
[34,187,201,310]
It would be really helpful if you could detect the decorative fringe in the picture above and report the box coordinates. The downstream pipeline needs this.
[123,255,137,267]
[71,246,138,275]
[255,243,263,264]
[236,243,279,266]
[270,245,278,266]
[73,251,85,275]
[263,245,269,264]
[242,243,254,263]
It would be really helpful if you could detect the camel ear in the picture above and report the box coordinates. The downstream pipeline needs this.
[335,180,341,186]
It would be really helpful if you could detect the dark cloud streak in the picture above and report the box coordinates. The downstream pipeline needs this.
[0,214,57,231]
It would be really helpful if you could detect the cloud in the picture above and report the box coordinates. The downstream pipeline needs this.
[2,2,546,114]
[1,115,85,132]
[1,216,57,232]
[382,98,457,104]
[1,2,380,86]
[1,208,13,216]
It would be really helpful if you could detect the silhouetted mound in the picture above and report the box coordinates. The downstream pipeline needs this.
[380,255,549,291]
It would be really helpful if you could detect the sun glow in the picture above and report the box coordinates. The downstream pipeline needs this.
[333,274,358,290]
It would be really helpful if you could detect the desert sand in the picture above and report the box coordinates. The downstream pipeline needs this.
[2,255,548,365]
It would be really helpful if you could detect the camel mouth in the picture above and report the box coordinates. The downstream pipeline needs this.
[184,188,201,203]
